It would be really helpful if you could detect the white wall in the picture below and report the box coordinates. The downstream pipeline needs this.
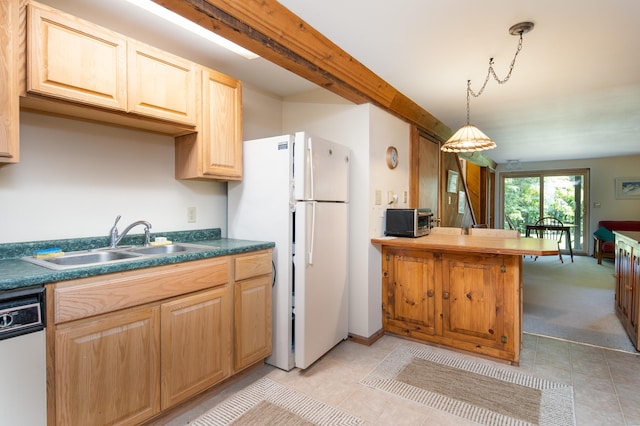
[0,112,227,243]
[495,154,640,253]
[282,91,411,338]
[0,85,281,244]
[241,84,284,140]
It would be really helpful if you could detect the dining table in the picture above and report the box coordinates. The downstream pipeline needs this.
[525,223,574,261]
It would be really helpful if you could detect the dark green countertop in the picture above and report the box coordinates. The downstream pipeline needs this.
[0,229,274,291]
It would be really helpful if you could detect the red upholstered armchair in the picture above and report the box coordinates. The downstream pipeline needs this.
[593,221,640,264]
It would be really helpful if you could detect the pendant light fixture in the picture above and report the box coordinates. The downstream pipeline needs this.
[441,21,534,153]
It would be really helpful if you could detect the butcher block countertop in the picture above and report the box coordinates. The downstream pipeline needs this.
[371,233,559,256]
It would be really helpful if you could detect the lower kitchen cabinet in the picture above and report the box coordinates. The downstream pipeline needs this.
[383,249,437,339]
[54,305,161,426]
[233,250,273,371]
[381,246,520,362]
[161,287,231,409]
[441,253,517,354]
[614,231,640,349]
[47,252,272,426]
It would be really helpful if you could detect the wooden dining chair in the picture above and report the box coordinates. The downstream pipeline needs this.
[468,228,520,238]
[430,227,464,235]
[532,216,566,263]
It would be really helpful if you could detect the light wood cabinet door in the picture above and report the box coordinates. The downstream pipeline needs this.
[0,0,20,164]
[382,248,438,339]
[160,286,231,409]
[441,253,515,354]
[233,251,272,371]
[175,68,242,181]
[234,275,272,371]
[27,2,127,110]
[202,68,242,179]
[127,40,197,126]
[54,305,160,426]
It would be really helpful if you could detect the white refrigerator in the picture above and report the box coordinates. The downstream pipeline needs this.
[228,131,350,371]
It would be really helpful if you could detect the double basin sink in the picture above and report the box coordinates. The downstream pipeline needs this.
[23,243,215,271]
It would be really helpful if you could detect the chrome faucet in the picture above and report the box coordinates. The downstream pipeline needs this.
[109,215,152,248]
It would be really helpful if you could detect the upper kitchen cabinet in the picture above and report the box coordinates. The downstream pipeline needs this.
[26,2,127,111]
[127,40,197,126]
[22,1,197,135]
[175,68,242,181]
[0,0,21,165]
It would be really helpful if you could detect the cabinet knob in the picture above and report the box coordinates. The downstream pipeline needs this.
[443,292,449,300]
[427,290,434,297]
[626,285,634,291]
[383,271,388,278]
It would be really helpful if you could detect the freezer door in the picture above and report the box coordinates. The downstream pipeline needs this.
[293,132,350,202]
[294,201,348,369]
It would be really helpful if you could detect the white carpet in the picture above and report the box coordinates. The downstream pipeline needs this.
[522,255,636,353]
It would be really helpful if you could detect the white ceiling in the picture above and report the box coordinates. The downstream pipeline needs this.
[45,0,640,164]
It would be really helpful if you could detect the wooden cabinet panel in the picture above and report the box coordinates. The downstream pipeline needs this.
[234,275,272,370]
[0,0,20,164]
[441,253,512,352]
[161,287,231,409]
[127,40,197,125]
[234,250,272,281]
[202,68,242,179]
[382,249,437,338]
[27,2,127,110]
[381,246,520,363]
[614,232,640,348]
[233,250,272,371]
[175,68,242,181]
[54,257,228,324]
[55,305,160,426]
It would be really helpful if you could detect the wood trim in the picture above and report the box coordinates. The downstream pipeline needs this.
[348,328,384,346]
[152,0,451,140]
[409,125,420,208]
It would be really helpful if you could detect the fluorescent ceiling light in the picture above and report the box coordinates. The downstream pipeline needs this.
[124,0,260,59]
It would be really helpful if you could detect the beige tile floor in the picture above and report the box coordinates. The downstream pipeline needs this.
[152,333,640,426]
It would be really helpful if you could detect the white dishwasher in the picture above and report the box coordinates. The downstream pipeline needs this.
[0,286,47,425]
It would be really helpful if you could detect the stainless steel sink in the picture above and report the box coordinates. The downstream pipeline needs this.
[47,251,141,265]
[125,243,209,255]
[22,243,214,270]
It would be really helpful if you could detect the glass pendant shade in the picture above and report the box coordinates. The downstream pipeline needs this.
[441,124,497,152]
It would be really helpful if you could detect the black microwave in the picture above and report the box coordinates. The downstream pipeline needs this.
[385,208,433,238]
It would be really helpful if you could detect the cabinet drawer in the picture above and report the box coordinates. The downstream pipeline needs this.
[234,250,272,281]
[54,257,228,324]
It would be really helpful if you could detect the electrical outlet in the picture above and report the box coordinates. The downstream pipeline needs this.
[375,189,382,205]
[187,206,196,223]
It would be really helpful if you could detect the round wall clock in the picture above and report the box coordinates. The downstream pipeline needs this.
[386,146,398,169]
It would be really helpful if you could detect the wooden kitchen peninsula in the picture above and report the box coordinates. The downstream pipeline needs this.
[371,234,559,364]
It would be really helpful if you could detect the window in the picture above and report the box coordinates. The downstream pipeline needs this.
[500,169,590,254]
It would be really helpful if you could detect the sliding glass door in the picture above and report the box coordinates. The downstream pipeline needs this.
[501,169,590,254]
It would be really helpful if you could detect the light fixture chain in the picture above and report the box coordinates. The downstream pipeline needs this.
[468,33,524,99]
[443,22,532,153]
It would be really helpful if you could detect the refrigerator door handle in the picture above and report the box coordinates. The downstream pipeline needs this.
[307,139,315,201]
[308,201,316,265]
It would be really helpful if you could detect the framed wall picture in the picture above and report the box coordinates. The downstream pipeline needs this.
[447,170,458,193]
[458,191,466,214]
[615,177,640,199]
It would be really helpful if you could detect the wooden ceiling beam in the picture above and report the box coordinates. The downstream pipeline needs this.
[152,0,452,141]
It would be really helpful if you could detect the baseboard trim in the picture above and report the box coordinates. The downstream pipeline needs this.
[348,329,384,346]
